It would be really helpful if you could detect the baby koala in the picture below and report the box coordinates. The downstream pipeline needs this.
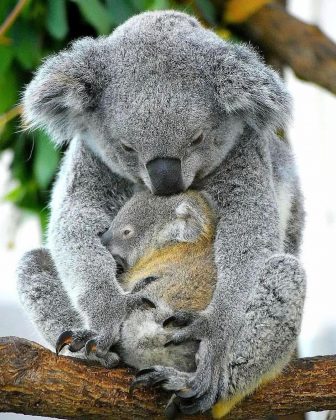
[101,189,217,372]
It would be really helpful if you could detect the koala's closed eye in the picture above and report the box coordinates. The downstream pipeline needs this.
[190,133,204,147]
[121,143,136,153]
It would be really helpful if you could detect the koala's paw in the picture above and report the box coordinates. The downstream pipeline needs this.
[56,295,156,368]
[159,310,229,414]
[55,329,120,368]
[130,366,191,395]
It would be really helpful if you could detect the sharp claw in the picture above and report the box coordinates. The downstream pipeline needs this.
[55,330,73,355]
[135,367,156,377]
[176,388,196,398]
[164,340,184,347]
[163,316,176,327]
[129,378,145,395]
[165,395,181,420]
[85,339,97,356]
[129,374,166,395]
[162,312,195,328]
[141,297,156,309]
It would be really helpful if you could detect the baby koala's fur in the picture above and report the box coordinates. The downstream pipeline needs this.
[101,189,217,372]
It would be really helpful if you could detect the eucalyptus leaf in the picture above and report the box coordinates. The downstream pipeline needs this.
[75,0,112,34]
[0,45,13,74]
[46,0,68,40]
[12,22,41,70]
[33,131,60,190]
[0,70,18,113]
[195,0,216,25]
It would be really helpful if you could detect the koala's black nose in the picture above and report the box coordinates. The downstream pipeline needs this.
[146,157,184,196]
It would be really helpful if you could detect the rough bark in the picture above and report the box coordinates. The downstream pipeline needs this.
[223,1,336,95]
[0,337,336,419]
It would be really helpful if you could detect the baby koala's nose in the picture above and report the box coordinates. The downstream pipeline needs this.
[146,157,184,196]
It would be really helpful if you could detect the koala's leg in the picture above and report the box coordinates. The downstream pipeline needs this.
[17,248,84,350]
[212,254,306,419]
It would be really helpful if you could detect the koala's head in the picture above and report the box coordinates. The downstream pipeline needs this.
[23,11,291,196]
[101,190,213,270]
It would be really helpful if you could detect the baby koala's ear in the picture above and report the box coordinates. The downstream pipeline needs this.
[22,37,111,145]
[161,200,205,244]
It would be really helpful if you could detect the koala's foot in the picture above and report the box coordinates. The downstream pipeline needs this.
[56,329,120,368]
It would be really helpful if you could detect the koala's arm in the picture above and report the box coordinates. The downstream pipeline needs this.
[47,138,133,332]
[206,134,281,335]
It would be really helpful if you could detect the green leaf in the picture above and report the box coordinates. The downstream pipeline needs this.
[0,70,18,113]
[46,0,68,40]
[150,0,170,9]
[75,0,112,34]
[33,131,60,189]
[106,0,135,25]
[0,45,13,74]
[128,0,170,12]
[129,0,154,10]
[12,22,41,70]
[195,0,217,25]
[3,184,26,203]
[0,0,13,22]
[39,207,50,238]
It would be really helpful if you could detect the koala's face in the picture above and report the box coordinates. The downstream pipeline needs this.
[101,191,207,269]
[24,12,291,196]
[87,83,244,195]
[101,192,177,269]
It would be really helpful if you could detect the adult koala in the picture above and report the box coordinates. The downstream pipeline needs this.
[18,11,305,414]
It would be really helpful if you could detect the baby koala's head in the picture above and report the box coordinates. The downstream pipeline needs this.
[101,190,214,272]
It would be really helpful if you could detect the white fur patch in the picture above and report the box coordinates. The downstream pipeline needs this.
[276,182,292,250]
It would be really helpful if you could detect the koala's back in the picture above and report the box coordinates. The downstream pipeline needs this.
[118,193,217,371]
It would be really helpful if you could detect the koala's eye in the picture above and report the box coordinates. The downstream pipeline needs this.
[190,133,204,147]
[121,143,135,153]
[122,227,133,238]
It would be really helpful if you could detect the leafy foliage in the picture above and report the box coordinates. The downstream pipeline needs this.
[0,0,221,232]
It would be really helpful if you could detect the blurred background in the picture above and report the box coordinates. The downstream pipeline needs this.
[0,0,335,419]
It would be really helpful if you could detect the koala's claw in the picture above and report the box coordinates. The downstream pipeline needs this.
[165,395,182,420]
[130,366,191,396]
[55,329,120,368]
[56,329,94,355]
[162,311,195,328]
[140,297,156,309]
[56,330,74,355]
[85,339,97,355]
[130,368,167,395]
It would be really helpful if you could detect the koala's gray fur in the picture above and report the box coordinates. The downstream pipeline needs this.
[17,11,306,414]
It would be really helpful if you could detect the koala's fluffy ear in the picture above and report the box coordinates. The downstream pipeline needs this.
[208,42,292,133]
[22,37,110,145]
[172,200,205,243]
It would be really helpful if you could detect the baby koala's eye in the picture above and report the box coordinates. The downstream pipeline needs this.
[122,227,133,238]
[190,133,204,147]
[121,142,136,153]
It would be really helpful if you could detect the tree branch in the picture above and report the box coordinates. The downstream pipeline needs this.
[221,1,336,95]
[0,105,22,134]
[0,0,28,38]
[1,337,336,419]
